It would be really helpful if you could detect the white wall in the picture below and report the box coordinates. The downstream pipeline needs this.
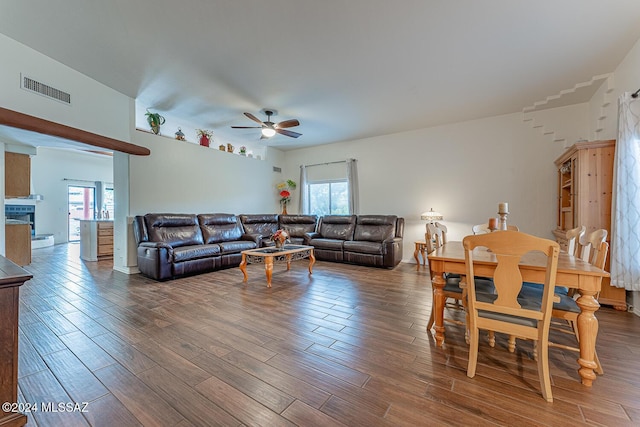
[284,106,588,262]
[128,131,286,215]
[1,32,131,254]
[0,33,131,142]
[118,130,287,270]
[30,147,113,244]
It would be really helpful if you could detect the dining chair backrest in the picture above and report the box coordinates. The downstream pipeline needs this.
[565,225,586,256]
[462,230,560,402]
[578,229,607,265]
[426,223,446,253]
[472,223,519,234]
[434,222,448,244]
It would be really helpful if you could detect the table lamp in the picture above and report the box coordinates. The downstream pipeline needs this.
[421,208,443,224]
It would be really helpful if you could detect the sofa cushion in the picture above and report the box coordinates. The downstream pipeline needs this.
[144,213,204,248]
[318,215,356,240]
[239,214,279,237]
[353,215,397,242]
[279,215,318,238]
[173,244,221,262]
[218,240,257,254]
[343,240,383,255]
[309,238,345,251]
[198,214,244,244]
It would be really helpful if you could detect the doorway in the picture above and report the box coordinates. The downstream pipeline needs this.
[68,186,95,241]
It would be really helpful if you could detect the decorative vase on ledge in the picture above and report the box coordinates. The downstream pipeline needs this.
[281,205,288,215]
[199,135,210,147]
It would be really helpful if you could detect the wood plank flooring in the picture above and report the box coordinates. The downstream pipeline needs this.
[14,243,640,426]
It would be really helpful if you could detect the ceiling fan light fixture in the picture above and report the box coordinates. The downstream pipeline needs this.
[261,127,276,138]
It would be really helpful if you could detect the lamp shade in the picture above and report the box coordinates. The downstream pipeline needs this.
[421,208,443,221]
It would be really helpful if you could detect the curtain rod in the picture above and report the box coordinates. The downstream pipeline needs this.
[632,88,640,98]
[301,158,355,168]
[63,178,105,184]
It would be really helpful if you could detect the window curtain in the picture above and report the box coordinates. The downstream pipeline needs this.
[299,165,309,214]
[346,158,359,214]
[611,93,640,291]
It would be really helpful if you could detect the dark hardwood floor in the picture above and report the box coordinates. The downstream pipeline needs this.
[15,243,640,426]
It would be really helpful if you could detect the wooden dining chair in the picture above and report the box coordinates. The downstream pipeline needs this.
[565,225,586,257]
[472,223,519,234]
[518,228,608,374]
[463,231,560,402]
[426,223,495,333]
[578,228,608,266]
[426,223,465,331]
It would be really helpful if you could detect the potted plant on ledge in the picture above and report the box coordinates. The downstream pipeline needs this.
[145,110,165,135]
[196,129,213,147]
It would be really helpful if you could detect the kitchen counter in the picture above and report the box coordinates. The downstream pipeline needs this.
[79,220,114,261]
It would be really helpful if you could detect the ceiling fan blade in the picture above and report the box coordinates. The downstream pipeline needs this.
[244,112,264,125]
[231,126,262,129]
[275,119,300,129]
[276,128,302,138]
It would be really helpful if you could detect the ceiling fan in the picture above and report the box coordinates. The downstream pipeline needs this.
[231,109,301,139]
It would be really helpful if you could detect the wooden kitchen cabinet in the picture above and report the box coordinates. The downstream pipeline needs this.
[553,139,627,310]
[80,220,113,261]
[4,223,31,266]
[4,152,30,198]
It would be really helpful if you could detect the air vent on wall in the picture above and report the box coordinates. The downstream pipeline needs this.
[273,166,282,173]
[20,74,71,105]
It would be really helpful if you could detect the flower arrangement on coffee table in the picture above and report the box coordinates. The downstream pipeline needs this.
[271,229,290,249]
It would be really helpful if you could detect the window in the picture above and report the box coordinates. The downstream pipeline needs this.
[308,180,349,216]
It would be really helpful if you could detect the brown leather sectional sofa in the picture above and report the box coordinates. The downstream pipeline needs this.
[306,215,404,268]
[133,213,404,280]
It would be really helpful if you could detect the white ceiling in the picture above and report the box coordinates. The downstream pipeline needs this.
[2,0,640,151]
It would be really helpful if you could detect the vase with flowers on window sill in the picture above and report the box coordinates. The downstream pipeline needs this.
[276,179,297,215]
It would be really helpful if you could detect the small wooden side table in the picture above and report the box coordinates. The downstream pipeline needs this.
[414,241,428,271]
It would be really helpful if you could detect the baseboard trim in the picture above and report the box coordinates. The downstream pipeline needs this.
[113,265,140,275]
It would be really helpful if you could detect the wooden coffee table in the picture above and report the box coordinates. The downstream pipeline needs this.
[239,245,315,287]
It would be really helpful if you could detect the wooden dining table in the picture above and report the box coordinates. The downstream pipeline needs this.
[427,241,609,387]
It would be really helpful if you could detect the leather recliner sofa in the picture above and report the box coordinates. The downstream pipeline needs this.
[133,213,259,280]
[239,214,318,246]
[134,212,404,280]
[305,215,404,268]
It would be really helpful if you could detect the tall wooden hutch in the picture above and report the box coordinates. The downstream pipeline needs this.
[553,139,626,310]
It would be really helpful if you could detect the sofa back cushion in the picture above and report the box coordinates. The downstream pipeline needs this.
[318,215,357,240]
[198,213,243,244]
[239,214,279,237]
[144,213,204,247]
[353,215,397,242]
[278,214,318,237]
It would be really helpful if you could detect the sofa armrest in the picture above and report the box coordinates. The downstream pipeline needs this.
[240,233,262,243]
[242,233,262,246]
[139,241,173,251]
[382,237,403,267]
[137,242,174,280]
[304,231,320,245]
